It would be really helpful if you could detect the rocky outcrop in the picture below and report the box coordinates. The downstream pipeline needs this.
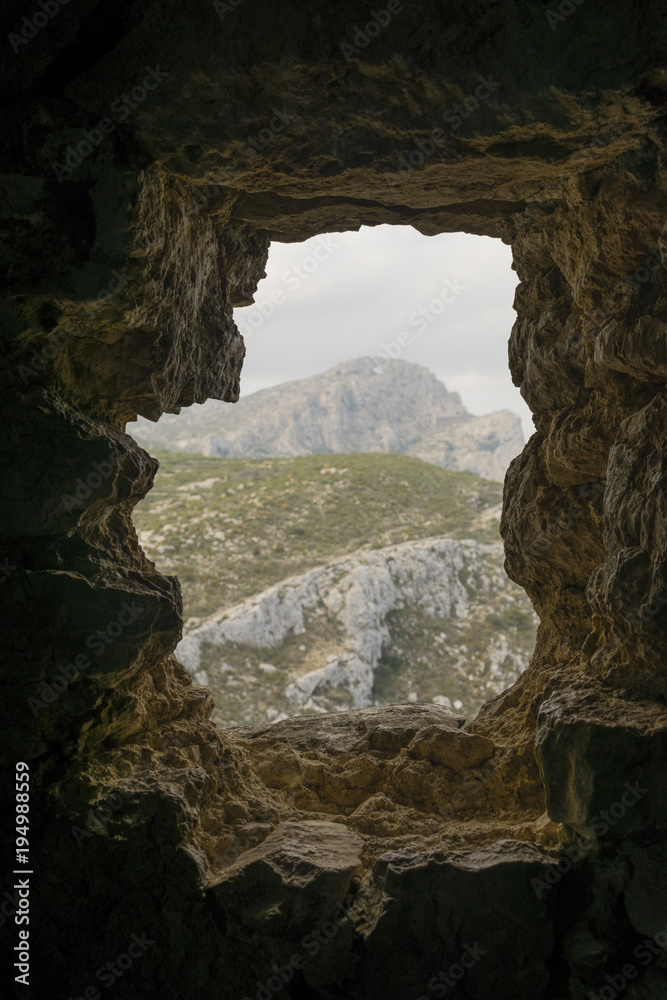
[177,535,535,723]
[3,2,667,998]
[535,682,667,836]
[410,407,525,482]
[131,357,524,481]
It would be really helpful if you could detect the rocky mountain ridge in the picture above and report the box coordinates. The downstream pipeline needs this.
[132,451,536,728]
[130,358,524,482]
[176,535,536,728]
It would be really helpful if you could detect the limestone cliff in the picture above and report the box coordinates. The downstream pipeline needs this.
[130,357,525,482]
[176,536,536,725]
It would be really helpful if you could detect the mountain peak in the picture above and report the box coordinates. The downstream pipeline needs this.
[130,358,523,481]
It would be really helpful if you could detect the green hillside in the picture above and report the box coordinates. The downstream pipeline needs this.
[132,451,506,623]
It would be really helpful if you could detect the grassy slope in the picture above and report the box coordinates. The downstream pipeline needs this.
[132,451,506,624]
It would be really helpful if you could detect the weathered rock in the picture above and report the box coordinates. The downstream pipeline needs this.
[210,821,365,997]
[357,840,557,1000]
[407,725,495,776]
[3,1,667,997]
[213,819,364,919]
[236,702,465,756]
[535,684,667,836]
[624,843,667,943]
[176,534,533,715]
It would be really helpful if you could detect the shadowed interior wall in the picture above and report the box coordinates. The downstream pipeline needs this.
[2,2,667,997]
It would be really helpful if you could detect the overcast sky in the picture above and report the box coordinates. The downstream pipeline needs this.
[234,225,533,438]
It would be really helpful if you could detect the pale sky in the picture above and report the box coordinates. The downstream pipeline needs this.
[234,225,534,438]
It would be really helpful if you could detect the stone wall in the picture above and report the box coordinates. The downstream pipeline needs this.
[2,1,667,997]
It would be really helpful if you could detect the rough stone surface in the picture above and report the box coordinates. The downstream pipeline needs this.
[2,1,667,997]
[213,819,364,918]
[357,840,557,1000]
[177,535,532,713]
[407,725,496,776]
[235,702,466,755]
[535,682,667,836]
[624,843,667,941]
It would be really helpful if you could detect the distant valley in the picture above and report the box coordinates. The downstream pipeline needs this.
[132,452,537,728]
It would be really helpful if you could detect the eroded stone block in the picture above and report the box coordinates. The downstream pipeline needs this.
[406,724,496,775]
[536,687,667,836]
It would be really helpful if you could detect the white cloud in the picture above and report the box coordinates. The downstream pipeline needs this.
[235,225,533,437]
